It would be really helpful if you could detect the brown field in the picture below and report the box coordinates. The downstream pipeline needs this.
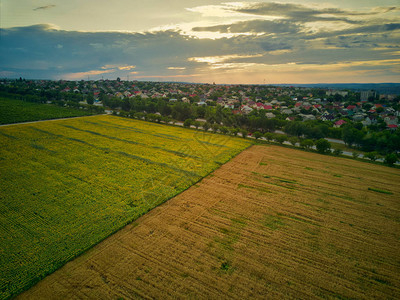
[18,145,400,299]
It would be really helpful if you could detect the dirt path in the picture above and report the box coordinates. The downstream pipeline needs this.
[17,145,400,299]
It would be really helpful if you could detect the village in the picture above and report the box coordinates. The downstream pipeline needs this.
[2,78,399,131]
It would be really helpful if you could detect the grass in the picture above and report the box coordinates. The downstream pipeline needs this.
[0,97,95,124]
[0,115,251,299]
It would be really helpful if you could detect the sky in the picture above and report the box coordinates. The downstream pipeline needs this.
[0,0,399,84]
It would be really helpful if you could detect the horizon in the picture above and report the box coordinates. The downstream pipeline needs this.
[1,1,399,83]
[3,78,400,87]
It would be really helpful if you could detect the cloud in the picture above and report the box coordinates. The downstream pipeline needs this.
[232,2,398,23]
[64,69,114,80]
[188,54,263,64]
[192,20,302,34]
[167,67,186,70]
[118,65,136,70]
[33,5,56,11]
[0,18,399,83]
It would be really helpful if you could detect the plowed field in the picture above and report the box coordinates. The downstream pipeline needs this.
[18,145,400,299]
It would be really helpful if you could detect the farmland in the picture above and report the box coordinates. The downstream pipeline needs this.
[17,145,400,299]
[0,97,95,125]
[0,115,251,299]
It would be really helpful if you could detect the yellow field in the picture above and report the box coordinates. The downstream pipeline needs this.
[0,115,251,299]
[17,145,400,299]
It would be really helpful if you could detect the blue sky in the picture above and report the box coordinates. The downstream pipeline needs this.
[1,0,399,83]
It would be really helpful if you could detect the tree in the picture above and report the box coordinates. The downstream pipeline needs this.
[275,134,287,144]
[300,139,314,150]
[212,123,220,133]
[333,148,342,156]
[240,129,248,138]
[315,139,331,154]
[342,126,363,147]
[203,122,210,132]
[230,128,239,136]
[162,116,171,124]
[86,94,94,105]
[384,153,397,166]
[183,119,192,128]
[253,131,263,140]
[220,126,229,134]
[364,151,378,161]
[288,136,298,146]
[193,121,201,129]
[264,132,274,142]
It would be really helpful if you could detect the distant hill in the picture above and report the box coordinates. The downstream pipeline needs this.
[277,83,400,94]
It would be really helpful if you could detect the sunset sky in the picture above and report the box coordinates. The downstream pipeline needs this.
[1,0,399,84]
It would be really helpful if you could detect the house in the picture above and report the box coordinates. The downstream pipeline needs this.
[372,104,383,110]
[266,112,275,119]
[352,113,365,122]
[387,124,398,130]
[169,98,178,102]
[255,102,265,110]
[334,120,347,128]
[281,108,293,115]
[115,92,124,99]
[301,114,316,121]
[362,116,377,126]
[241,105,253,114]
[384,115,398,125]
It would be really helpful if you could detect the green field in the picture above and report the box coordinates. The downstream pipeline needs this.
[0,97,95,125]
[0,115,252,299]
